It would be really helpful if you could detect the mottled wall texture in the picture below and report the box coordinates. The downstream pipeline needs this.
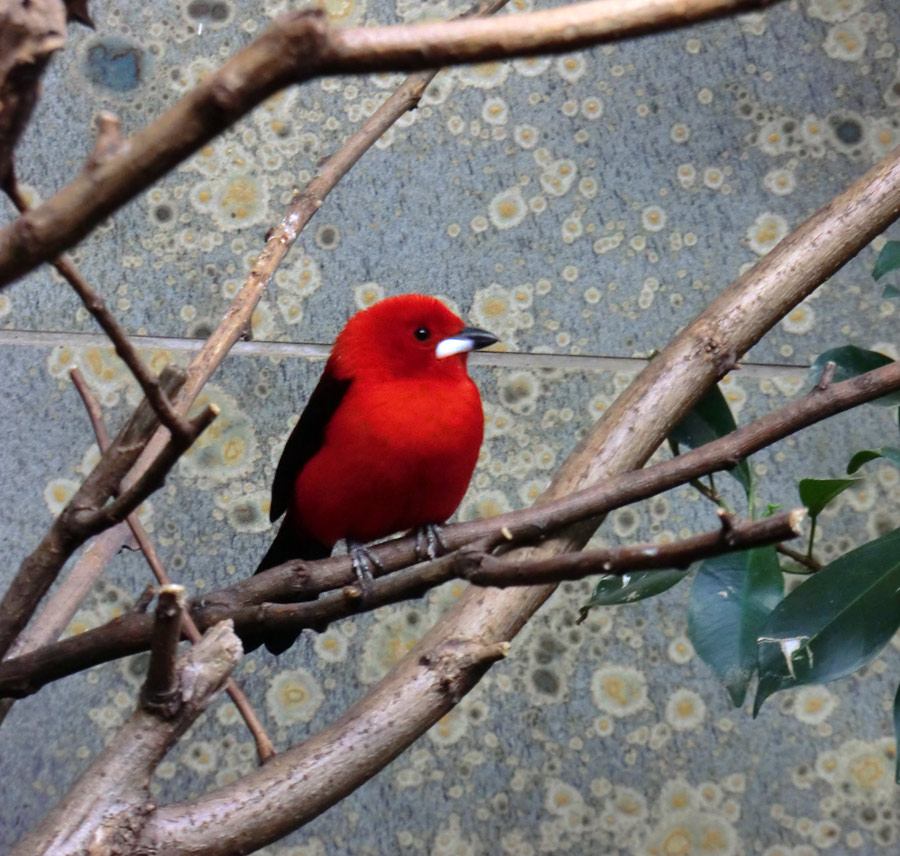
[3,0,900,853]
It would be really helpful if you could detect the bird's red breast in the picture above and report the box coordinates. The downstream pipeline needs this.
[258,294,497,572]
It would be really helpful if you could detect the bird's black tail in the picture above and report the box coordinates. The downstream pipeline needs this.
[251,520,331,655]
[255,522,331,574]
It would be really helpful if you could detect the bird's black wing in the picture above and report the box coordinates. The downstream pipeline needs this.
[269,367,352,523]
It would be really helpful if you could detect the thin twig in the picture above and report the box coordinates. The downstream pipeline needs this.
[0,0,781,290]
[4,180,192,442]
[72,404,218,536]
[776,542,822,573]
[20,363,272,763]
[462,509,803,586]
[133,584,157,613]
[125,506,275,761]
[69,366,110,448]
[0,365,189,660]
[69,373,268,762]
[815,360,836,390]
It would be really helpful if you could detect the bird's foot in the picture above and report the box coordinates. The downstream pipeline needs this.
[414,523,447,563]
[347,538,382,602]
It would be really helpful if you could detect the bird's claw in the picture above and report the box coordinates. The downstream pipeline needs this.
[347,538,381,603]
[414,523,447,562]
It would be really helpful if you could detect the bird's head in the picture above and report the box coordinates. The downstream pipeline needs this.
[332,294,499,381]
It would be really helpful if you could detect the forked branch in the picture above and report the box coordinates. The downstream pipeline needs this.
[0,0,780,288]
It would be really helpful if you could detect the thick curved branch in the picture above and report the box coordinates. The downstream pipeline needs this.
[136,137,900,853]
[0,0,779,289]
[9,621,242,856]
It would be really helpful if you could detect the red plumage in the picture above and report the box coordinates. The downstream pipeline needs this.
[256,295,497,645]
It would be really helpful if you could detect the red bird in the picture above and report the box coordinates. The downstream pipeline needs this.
[256,294,498,652]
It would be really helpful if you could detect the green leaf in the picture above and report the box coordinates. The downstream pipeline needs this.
[894,682,900,784]
[581,568,687,609]
[797,477,861,518]
[872,240,900,281]
[754,527,900,715]
[883,283,900,300]
[808,346,900,406]
[688,547,783,707]
[847,447,900,474]
[669,384,752,495]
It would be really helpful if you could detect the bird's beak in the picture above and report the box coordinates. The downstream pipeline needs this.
[435,325,500,359]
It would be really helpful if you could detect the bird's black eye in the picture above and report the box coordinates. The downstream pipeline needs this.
[414,326,431,341]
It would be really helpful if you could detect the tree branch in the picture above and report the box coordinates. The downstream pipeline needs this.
[69,368,275,761]
[0,364,189,660]
[4,179,193,441]
[0,0,66,187]
[9,621,242,856]
[69,402,217,536]
[141,585,185,717]
[776,542,822,573]
[214,510,804,639]
[135,132,900,854]
[6,349,900,696]
[461,509,805,586]
[0,0,779,289]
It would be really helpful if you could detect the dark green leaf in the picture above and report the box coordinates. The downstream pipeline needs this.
[872,241,900,281]
[688,547,783,707]
[669,384,752,495]
[754,527,900,716]
[847,447,900,474]
[582,568,687,608]
[883,283,900,300]
[808,346,900,406]
[894,682,900,784]
[798,478,861,518]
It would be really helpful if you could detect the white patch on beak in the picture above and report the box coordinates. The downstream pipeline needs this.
[435,337,476,359]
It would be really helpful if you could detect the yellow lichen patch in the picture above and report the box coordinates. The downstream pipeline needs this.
[314,631,348,664]
[665,689,707,732]
[180,387,258,483]
[746,212,788,256]
[646,810,738,856]
[428,709,468,746]
[488,187,528,231]
[319,0,365,25]
[218,177,259,220]
[266,669,324,727]
[792,686,837,725]
[359,608,428,684]
[353,282,383,309]
[459,62,509,89]
[591,665,648,717]
[43,478,78,515]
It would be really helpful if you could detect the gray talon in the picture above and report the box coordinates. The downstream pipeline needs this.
[414,523,446,562]
[347,538,381,601]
